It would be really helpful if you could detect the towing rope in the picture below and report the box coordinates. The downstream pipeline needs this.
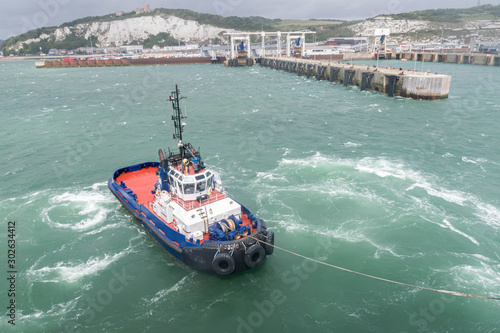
[251,236,500,301]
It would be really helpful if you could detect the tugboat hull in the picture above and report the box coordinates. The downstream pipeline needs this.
[108,162,272,274]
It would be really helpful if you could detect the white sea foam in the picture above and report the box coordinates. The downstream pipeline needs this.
[462,156,477,164]
[355,157,420,180]
[84,222,122,236]
[27,244,133,283]
[407,182,469,206]
[2,167,24,176]
[450,263,500,292]
[42,183,114,231]
[441,219,479,245]
[255,171,288,182]
[281,152,353,169]
[352,156,499,229]
[258,155,408,221]
[313,222,405,259]
[254,153,500,259]
[18,297,81,322]
[462,157,488,164]
[344,142,362,148]
[474,202,500,227]
[144,273,195,306]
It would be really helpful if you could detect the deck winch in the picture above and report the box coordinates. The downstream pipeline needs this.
[209,215,250,241]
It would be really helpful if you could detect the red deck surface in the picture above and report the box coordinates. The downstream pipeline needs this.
[115,166,157,206]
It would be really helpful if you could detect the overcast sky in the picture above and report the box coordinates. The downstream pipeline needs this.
[1,0,499,40]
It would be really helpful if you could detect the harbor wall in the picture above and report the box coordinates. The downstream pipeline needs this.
[394,52,499,66]
[258,57,450,100]
[38,57,226,68]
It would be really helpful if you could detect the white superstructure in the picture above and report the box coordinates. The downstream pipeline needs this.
[152,166,242,241]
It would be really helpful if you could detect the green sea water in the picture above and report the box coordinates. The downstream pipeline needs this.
[1,59,499,333]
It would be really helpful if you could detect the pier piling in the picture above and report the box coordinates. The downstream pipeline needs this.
[258,57,450,100]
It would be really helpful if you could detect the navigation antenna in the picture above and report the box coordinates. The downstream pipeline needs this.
[169,84,193,164]
[169,85,186,143]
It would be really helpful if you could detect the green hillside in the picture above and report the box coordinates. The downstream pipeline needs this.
[2,4,499,55]
[386,4,500,22]
[156,8,279,31]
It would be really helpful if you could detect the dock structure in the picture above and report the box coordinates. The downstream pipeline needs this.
[394,52,500,66]
[35,56,226,68]
[258,57,451,100]
[224,31,316,59]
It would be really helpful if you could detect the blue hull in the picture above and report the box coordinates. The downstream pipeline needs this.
[108,162,273,274]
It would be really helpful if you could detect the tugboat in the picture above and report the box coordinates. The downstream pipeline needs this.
[108,85,274,274]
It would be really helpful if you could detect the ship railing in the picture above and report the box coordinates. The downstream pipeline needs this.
[170,191,227,211]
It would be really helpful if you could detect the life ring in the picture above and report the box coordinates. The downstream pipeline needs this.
[212,252,235,275]
[244,244,266,269]
[262,231,274,255]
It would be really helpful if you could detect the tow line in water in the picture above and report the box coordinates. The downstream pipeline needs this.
[251,236,500,301]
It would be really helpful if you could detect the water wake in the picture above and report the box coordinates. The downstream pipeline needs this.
[41,182,115,231]
[143,272,196,306]
[27,239,137,283]
[250,153,498,260]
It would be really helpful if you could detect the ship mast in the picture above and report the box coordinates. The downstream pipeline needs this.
[169,84,193,162]
[170,85,185,143]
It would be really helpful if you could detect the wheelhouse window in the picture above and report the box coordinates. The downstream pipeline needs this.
[183,182,195,194]
[196,181,206,192]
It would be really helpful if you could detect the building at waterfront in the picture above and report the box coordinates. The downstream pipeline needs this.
[120,45,144,53]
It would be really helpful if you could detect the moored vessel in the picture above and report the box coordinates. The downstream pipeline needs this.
[108,85,274,274]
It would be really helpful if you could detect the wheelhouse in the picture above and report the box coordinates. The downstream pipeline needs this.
[168,167,214,202]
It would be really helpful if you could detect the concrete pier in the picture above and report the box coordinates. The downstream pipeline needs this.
[395,52,500,66]
[258,57,451,100]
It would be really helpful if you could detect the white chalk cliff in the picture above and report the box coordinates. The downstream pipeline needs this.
[18,14,237,50]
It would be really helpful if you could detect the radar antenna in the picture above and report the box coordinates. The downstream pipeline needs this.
[169,85,195,162]
[169,85,186,143]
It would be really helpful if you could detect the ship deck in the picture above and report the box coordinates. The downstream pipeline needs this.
[115,166,157,206]
[115,165,255,242]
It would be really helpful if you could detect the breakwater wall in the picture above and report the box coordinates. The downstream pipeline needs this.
[395,52,500,66]
[341,52,500,66]
[36,56,226,68]
[258,57,451,100]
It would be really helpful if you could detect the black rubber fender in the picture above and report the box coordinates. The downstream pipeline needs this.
[212,252,235,275]
[262,231,274,255]
[244,244,266,269]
